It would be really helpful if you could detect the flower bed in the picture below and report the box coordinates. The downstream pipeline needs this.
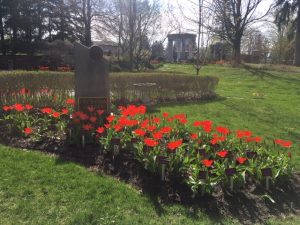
[0,96,294,197]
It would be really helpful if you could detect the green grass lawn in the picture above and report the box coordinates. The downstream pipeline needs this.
[0,63,299,224]
[0,145,232,225]
[157,64,300,168]
[1,144,300,225]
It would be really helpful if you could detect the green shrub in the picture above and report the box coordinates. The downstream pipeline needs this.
[0,71,219,107]
[110,64,122,72]
[110,74,219,103]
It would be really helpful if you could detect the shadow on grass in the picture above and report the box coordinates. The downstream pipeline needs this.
[152,96,227,110]
[1,124,299,224]
[1,137,299,224]
[243,64,300,84]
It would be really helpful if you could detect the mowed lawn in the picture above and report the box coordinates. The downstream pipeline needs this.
[158,64,300,167]
[0,145,228,225]
[0,64,299,224]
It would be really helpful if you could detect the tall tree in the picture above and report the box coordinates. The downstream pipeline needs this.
[94,0,160,70]
[69,0,99,46]
[213,0,271,64]
[0,0,8,55]
[275,0,300,66]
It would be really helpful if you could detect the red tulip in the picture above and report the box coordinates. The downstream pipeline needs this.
[246,136,262,143]
[216,150,228,158]
[236,157,247,164]
[41,107,53,114]
[179,118,188,124]
[140,119,149,128]
[146,125,156,132]
[153,131,163,140]
[66,98,75,106]
[96,127,105,134]
[106,115,115,123]
[96,109,104,116]
[89,116,97,123]
[87,106,95,112]
[190,133,197,140]
[134,129,146,137]
[202,159,214,168]
[202,120,213,133]
[193,121,202,127]
[3,106,12,111]
[162,112,169,118]
[144,138,158,147]
[24,127,32,135]
[61,108,69,115]
[82,123,93,131]
[167,139,183,151]
[216,126,230,135]
[13,104,24,111]
[20,88,30,95]
[113,124,122,132]
[160,126,172,134]
[274,139,292,148]
[25,104,33,110]
[52,112,61,118]
[152,117,161,124]
[236,130,252,139]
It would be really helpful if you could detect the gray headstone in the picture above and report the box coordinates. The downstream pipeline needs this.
[74,42,110,112]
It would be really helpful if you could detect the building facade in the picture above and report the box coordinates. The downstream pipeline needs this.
[93,40,119,57]
[166,33,196,62]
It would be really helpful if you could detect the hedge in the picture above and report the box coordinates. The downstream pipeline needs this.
[0,71,219,107]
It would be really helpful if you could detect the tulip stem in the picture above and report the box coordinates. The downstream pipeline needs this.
[230,177,234,191]
[113,145,119,156]
[82,135,85,148]
[201,184,205,196]
[8,124,12,134]
[161,164,166,181]
[266,177,270,190]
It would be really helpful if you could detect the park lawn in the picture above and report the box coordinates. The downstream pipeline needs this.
[1,144,300,225]
[158,64,300,168]
[0,64,299,224]
[0,144,236,225]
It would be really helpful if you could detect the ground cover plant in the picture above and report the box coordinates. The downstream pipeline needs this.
[0,64,299,224]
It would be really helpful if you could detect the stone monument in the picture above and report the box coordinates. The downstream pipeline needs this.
[74,42,110,112]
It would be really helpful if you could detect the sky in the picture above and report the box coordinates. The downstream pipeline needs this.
[93,0,276,44]
[152,0,277,46]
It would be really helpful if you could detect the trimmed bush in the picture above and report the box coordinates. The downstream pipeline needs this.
[110,74,219,103]
[0,71,218,107]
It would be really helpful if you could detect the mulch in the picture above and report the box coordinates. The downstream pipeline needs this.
[0,129,299,225]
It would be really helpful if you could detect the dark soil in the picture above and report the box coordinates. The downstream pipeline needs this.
[0,129,300,225]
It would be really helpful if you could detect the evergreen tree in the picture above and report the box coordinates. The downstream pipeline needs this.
[275,0,300,66]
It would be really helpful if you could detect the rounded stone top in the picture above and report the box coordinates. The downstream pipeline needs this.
[89,45,103,61]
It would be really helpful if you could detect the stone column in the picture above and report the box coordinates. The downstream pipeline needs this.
[167,38,173,62]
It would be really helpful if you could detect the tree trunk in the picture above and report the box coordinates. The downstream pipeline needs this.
[294,0,300,66]
[195,0,201,75]
[85,0,92,46]
[233,38,241,65]
[128,0,136,71]
[0,8,6,55]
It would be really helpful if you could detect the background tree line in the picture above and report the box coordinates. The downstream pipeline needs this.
[0,0,299,68]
